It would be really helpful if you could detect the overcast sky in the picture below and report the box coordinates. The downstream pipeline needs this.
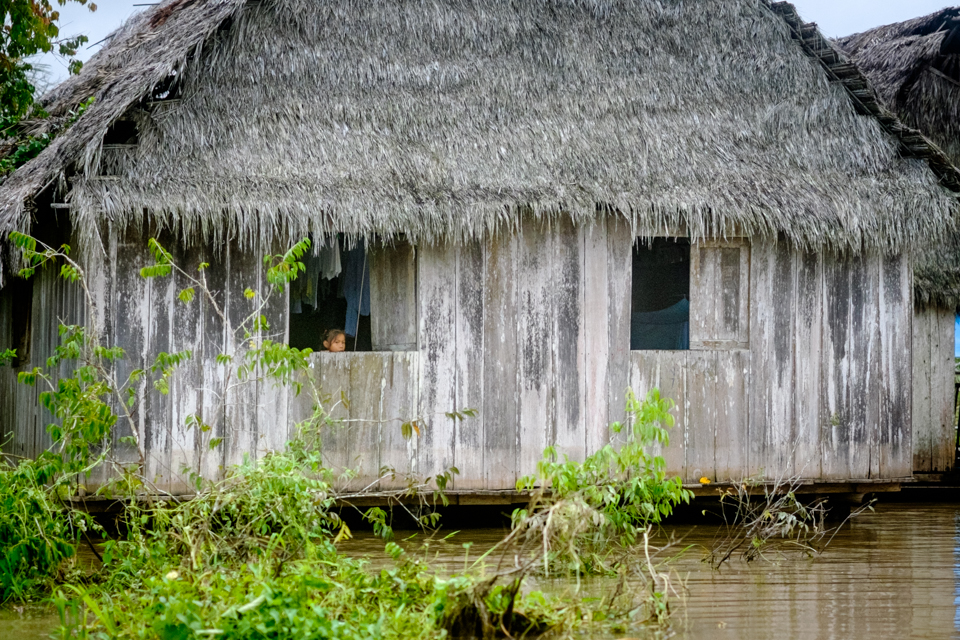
[34,0,958,86]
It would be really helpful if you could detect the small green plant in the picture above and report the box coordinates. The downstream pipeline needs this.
[509,388,693,574]
[0,451,102,602]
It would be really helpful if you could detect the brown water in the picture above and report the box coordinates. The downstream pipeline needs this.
[3,501,959,639]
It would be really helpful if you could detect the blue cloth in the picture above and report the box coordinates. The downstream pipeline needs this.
[342,240,370,336]
[631,299,689,350]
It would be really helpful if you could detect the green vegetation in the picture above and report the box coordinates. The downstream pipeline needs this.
[1,0,95,120]
[0,233,692,638]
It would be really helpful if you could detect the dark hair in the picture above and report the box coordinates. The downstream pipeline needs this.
[322,328,346,349]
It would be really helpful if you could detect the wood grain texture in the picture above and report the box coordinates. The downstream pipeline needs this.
[881,254,912,477]
[223,238,261,469]
[378,351,420,489]
[749,240,796,479]
[715,349,749,481]
[933,308,955,473]
[455,240,485,489]
[553,216,585,463]
[685,351,716,482]
[606,218,633,445]
[794,250,822,479]
[319,352,352,484]
[583,222,610,454]
[257,237,290,457]
[482,232,519,490]
[657,350,686,477]
[518,217,555,479]
[162,241,205,493]
[112,224,149,469]
[370,241,417,351]
[198,237,229,481]
[5,225,927,492]
[912,304,953,474]
[417,242,458,485]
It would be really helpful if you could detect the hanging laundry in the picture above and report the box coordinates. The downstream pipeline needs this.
[341,239,370,337]
[318,237,341,280]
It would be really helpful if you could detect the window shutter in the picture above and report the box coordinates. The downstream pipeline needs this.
[689,239,750,349]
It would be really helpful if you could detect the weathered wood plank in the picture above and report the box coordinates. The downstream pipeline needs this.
[482,232,519,490]
[417,242,458,486]
[553,216,585,463]
[223,238,261,469]
[881,254,912,477]
[370,241,418,351]
[684,351,716,483]
[794,250,822,479]
[720,246,743,341]
[820,251,854,480]
[583,222,610,455]
[628,351,660,458]
[378,352,419,490]
[518,217,555,479]
[749,240,796,479]
[454,240,485,489]
[143,230,177,491]
[911,308,930,471]
[112,224,149,470]
[606,218,633,443]
[319,352,352,485]
[288,354,322,448]
[346,353,384,490]
[257,237,290,457]
[715,350,749,481]
[198,239,229,481]
[850,253,882,480]
[933,308,955,472]
[658,350,686,478]
[689,243,716,348]
[163,240,205,493]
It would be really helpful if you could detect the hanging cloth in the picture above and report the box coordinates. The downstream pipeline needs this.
[341,239,370,337]
[319,238,342,280]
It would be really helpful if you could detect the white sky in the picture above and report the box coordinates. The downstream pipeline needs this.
[33,1,959,85]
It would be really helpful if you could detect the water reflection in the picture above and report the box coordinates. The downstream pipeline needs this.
[340,502,960,640]
[3,502,960,639]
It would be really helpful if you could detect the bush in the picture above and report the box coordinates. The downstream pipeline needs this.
[0,456,98,602]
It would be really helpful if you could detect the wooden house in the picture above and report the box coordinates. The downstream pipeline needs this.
[1,0,959,497]
[839,10,960,477]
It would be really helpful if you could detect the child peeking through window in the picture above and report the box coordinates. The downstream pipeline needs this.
[322,329,346,352]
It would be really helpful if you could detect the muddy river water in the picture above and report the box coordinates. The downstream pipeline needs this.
[2,501,959,639]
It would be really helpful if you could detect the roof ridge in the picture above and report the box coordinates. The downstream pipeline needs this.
[769,1,960,192]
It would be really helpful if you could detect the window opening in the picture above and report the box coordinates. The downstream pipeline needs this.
[8,276,33,367]
[288,235,372,352]
[631,237,689,350]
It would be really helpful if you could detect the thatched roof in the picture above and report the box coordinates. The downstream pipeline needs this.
[838,8,960,309]
[837,8,960,167]
[1,0,959,276]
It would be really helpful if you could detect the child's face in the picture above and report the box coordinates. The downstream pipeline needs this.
[325,334,346,352]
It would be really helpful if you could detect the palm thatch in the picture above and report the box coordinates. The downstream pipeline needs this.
[1,0,958,280]
[838,8,960,309]
[838,8,960,166]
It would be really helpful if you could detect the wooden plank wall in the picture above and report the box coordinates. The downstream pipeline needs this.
[626,244,912,483]
[3,218,919,491]
[912,306,955,473]
[0,240,87,465]
[87,226,289,493]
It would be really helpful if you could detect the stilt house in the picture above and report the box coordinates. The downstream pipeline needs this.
[839,9,960,477]
[1,0,958,497]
